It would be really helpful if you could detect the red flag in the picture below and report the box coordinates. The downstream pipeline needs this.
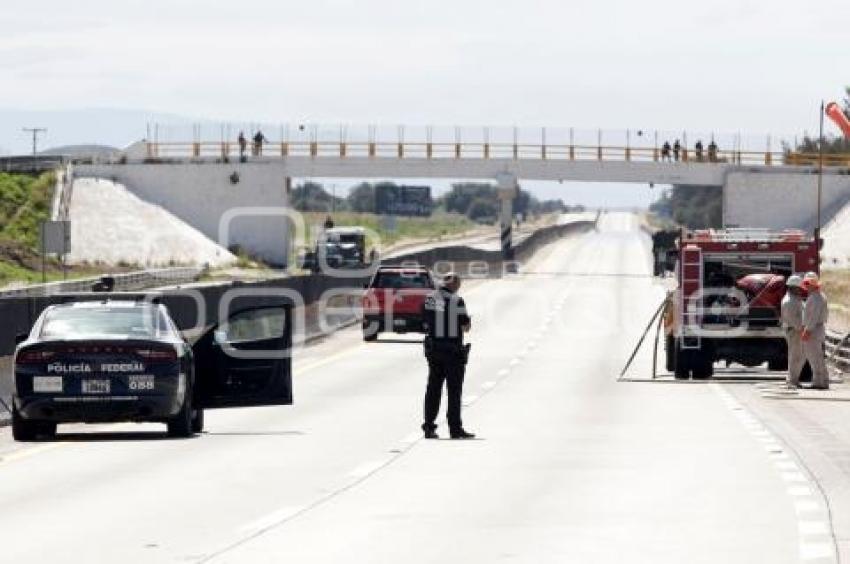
[826,101,850,138]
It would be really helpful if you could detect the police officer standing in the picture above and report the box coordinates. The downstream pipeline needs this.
[421,272,475,439]
[801,272,830,390]
[781,274,805,389]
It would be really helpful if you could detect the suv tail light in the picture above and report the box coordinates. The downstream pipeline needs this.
[16,349,56,364]
[134,347,178,362]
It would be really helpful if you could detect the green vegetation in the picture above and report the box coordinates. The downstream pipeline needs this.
[0,172,54,248]
[649,185,722,229]
[291,181,577,224]
[0,172,56,286]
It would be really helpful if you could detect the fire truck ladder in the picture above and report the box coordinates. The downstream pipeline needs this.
[680,245,703,350]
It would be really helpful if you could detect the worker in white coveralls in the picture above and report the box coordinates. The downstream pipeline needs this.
[801,272,830,390]
[781,274,805,389]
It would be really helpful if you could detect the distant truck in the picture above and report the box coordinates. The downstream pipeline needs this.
[656,228,820,379]
[298,227,369,272]
[361,265,435,341]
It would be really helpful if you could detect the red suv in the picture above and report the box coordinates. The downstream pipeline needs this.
[362,265,435,341]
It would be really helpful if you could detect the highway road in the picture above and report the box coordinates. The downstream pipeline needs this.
[0,212,827,563]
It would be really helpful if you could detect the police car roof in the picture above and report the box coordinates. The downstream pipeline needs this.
[53,300,155,310]
[378,264,427,271]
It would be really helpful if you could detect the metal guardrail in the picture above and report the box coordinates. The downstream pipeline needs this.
[145,141,820,167]
[0,155,67,173]
[0,267,204,298]
[826,330,850,373]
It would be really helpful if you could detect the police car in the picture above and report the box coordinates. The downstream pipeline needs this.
[12,300,292,441]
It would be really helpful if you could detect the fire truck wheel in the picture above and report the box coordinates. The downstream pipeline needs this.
[691,356,714,379]
[665,336,676,373]
[673,344,691,380]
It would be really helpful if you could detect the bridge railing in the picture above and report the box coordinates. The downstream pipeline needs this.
[140,140,848,168]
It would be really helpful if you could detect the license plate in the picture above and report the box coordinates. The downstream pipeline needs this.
[82,379,110,394]
[33,376,63,393]
[128,375,155,391]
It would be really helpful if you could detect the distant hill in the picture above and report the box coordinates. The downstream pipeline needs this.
[40,144,121,160]
[0,108,200,155]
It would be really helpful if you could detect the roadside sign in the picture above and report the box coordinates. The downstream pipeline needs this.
[40,221,71,255]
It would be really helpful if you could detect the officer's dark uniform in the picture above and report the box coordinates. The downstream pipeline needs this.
[421,284,471,436]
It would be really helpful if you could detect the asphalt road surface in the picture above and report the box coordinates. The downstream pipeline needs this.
[0,213,826,563]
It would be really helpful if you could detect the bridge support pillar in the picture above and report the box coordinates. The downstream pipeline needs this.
[496,173,518,266]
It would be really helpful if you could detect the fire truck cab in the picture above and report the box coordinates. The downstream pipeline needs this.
[661,228,819,379]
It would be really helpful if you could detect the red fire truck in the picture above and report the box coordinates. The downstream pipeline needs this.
[659,228,820,379]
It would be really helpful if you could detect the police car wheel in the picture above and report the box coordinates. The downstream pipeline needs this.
[191,408,205,434]
[11,406,40,442]
[167,395,194,438]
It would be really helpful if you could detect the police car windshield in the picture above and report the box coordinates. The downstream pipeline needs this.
[40,307,167,339]
[373,271,432,289]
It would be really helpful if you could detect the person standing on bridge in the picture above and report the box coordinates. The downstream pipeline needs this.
[673,139,681,162]
[801,272,830,389]
[781,274,805,389]
[661,141,672,162]
[695,140,704,162]
[708,140,718,162]
[238,131,247,160]
[252,130,266,156]
[421,272,475,440]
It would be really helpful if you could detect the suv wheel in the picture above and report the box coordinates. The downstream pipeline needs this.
[167,394,194,438]
[191,408,205,434]
[11,405,40,442]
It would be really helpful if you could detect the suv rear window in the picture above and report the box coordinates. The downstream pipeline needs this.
[371,271,433,289]
[39,307,171,339]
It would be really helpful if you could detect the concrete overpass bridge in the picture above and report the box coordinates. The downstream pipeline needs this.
[70,125,850,265]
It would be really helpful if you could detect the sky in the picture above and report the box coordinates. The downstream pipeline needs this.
[1,0,847,206]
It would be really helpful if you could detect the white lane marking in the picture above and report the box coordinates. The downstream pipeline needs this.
[481,381,496,390]
[710,383,837,564]
[798,521,829,536]
[775,460,799,471]
[349,459,390,479]
[462,395,479,406]
[795,500,821,514]
[400,432,421,444]
[789,486,814,497]
[238,506,303,534]
[509,358,520,367]
[497,369,509,377]
[781,471,808,483]
[799,542,834,560]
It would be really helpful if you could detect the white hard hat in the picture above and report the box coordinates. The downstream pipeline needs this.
[786,274,803,288]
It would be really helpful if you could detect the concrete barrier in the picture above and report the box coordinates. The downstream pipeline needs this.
[0,218,594,422]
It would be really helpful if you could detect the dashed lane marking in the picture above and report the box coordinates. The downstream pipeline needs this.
[710,383,837,564]
[238,506,304,534]
[799,542,834,561]
[788,485,814,497]
[799,521,830,536]
[348,459,392,479]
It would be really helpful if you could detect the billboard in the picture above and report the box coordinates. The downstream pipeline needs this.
[375,184,433,217]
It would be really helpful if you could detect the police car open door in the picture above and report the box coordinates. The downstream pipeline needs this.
[193,304,293,408]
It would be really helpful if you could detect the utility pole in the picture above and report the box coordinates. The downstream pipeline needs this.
[22,127,47,155]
